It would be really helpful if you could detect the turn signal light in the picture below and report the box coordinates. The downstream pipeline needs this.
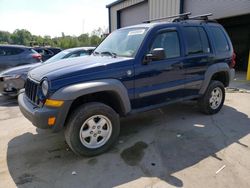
[45,99,64,107]
[48,117,56,126]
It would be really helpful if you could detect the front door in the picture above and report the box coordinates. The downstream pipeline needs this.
[133,28,186,109]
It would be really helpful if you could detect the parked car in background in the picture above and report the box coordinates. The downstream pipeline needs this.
[34,47,62,61]
[0,45,42,72]
[0,47,95,96]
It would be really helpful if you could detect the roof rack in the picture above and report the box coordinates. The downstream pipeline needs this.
[143,12,191,23]
[189,13,213,20]
[173,13,214,22]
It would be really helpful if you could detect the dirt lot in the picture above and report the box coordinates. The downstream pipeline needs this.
[0,83,250,188]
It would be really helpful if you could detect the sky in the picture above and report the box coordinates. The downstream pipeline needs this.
[0,0,114,37]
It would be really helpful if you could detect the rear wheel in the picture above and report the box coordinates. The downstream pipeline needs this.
[65,102,120,156]
[198,80,225,114]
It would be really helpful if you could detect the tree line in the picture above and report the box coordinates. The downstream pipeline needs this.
[0,28,106,49]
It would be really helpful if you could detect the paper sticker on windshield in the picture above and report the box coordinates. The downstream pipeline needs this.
[128,29,145,36]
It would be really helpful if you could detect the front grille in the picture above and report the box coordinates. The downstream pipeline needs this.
[25,78,39,104]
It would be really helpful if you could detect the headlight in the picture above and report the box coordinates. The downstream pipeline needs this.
[3,74,21,81]
[41,80,49,96]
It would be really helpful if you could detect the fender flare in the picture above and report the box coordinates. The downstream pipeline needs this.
[50,79,131,114]
[199,63,230,94]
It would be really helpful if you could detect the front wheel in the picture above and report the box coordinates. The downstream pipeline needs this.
[65,102,120,156]
[198,80,225,114]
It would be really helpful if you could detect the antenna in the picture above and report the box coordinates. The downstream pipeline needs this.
[143,12,191,23]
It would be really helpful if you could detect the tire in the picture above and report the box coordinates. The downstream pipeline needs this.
[65,102,120,157]
[198,80,225,115]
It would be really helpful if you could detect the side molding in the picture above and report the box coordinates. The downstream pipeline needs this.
[50,79,131,114]
[199,63,230,94]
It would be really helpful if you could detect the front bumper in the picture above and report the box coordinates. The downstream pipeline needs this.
[0,77,25,96]
[18,92,72,131]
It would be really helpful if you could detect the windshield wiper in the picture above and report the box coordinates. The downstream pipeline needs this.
[100,51,117,58]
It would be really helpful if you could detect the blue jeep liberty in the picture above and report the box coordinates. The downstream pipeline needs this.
[18,13,235,156]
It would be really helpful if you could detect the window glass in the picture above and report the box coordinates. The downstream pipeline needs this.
[30,49,38,54]
[0,48,6,56]
[44,49,53,55]
[210,27,229,52]
[150,31,180,59]
[94,28,147,57]
[79,51,88,56]
[184,27,210,55]
[88,49,94,55]
[199,28,210,53]
[35,49,42,53]
[68,52,80,58]
[185,27,202,54]
[4,47,24,55]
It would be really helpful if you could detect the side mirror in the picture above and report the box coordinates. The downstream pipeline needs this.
[143,48,166,64]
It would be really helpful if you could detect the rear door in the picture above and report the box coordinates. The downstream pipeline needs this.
[181,25,212,96]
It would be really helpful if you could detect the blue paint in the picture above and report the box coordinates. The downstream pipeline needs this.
[28,21,233,111]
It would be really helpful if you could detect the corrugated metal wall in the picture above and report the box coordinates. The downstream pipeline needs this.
[184,0,250,19]
[109,0,180,31]
[109,0,145,31]
[120,2,149,27]
[149,0,180,21]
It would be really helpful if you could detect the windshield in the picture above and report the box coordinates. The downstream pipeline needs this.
[94,28,148,58]
[43,50,70,63]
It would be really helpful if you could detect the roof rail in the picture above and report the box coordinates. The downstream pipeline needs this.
[143,12,191,23]
[173,13,215,22]
[189,13,213,20]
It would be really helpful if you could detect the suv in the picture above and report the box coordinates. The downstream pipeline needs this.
[0,45,42,71]
[18,13,235,156]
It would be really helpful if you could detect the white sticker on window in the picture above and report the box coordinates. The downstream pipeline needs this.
[128,29,145,36]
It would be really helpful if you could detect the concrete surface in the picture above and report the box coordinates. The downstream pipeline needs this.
[0,82,250,188]
[229,71,250,91]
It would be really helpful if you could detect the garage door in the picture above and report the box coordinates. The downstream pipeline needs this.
[219,14,250,71]
[120,2,149,28]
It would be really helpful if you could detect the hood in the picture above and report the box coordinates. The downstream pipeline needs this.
[0,63,42,76]
[29,55,131,82]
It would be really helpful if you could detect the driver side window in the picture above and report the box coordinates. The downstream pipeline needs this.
[150,31,180,59]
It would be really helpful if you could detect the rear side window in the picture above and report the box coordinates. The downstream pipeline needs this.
[0,47,6,56]
[150,31,180,59]
[210,27,230,52]
[0,47,24,56]
[184,27,210,55]
[44,49,54,55]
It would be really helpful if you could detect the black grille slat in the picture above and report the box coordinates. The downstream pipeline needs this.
[25,78,39,105]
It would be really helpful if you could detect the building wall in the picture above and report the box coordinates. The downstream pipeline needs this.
[184,0,250,19]
[109,0,181,31]
[120,2,149,28]
[149,0,180,21]
[109,0,145,32]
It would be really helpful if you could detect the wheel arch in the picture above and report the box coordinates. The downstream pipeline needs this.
[199,63,231,94]
[50,79,131,119]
